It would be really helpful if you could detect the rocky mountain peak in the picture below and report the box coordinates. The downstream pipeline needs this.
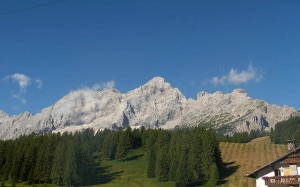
[141,76,171,92]
[0,110,8,118]
[0,77,298,140]
[232,88,247,94]
[147,76,166,84]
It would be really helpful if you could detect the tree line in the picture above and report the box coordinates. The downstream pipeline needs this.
[0,126,223,187]
[270,116,300,145]
[218,129,268,143]
[144,127,223,186]
[0,129,100,186]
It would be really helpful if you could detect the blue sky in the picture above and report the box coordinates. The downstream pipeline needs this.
[0,0,299,115]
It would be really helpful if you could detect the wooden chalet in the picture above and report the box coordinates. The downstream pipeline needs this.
[246,141,300,187]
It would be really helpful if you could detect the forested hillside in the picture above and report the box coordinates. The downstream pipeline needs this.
[0,127,222,187]
[270,116,300,145]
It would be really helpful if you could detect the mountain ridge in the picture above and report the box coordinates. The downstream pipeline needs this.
[0,76,297,140]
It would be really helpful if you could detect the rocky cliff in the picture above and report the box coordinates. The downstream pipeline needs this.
[0,77,297,139]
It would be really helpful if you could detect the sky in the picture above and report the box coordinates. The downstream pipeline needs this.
[0,0,299,116]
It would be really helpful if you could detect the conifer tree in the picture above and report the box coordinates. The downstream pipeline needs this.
[115,128,133,159]
[0,141,5,172]
[147,147,156,178]
[102,131,119,160]
[19,139,37,182]
[51,141,65,186]
[34,135,54,183]
[168,136,179,181]
[1,142,13,180]
[63,140,78,187]
[175,149,189,187]
[207,163,219,186]
[155,146,169,181]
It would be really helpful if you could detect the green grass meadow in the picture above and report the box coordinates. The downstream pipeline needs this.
[96,148,175,187]
[2,136,287,187]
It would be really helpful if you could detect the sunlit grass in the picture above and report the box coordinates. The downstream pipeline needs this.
[3,136,287,187]
[92,148,175,187]
[217,136,287,187]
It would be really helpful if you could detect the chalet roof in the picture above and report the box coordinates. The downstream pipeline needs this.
[246,146,300,178]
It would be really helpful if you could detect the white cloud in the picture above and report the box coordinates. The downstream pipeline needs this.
[12,94,27,104]
[3,73,43,91]
[211,65,263,86]
[52,80,116,117]
[2,73,43,105]
[4,73,31,93]
[91,80,115,91]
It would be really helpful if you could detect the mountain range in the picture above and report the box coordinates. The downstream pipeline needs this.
[0,77,298,140]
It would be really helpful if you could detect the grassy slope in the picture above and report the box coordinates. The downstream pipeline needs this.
[94,148,175,187]
[5,136,287,187]
[96,137,287,187]
[218,136,287,187]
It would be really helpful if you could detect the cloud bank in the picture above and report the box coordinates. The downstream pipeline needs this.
[52,80,116,117]
[210,65,263,86]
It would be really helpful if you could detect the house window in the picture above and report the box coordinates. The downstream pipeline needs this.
[275,169,281,176]
[289,165,297,175]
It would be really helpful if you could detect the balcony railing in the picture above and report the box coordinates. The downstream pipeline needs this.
[263,175,300,186]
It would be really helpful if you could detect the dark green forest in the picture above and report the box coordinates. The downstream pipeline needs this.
[270,116,300,145]
[218,129,267,143]
[0,126,223,187]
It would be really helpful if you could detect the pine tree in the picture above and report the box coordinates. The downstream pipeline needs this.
[63,139,78,187]
[0,141,6,171]
[168,158,178,181]
[19,136,37,182]
[147,147,156,178]
[34,135,54,183]
[102,132,119,160]
[9,142,22,183]
[50,141,65,186]
[155,146,169,181]
[168,137,178,181]
[1,141,14,180]
[116,127,133,159]
[206,163,219,186]
[175,149,189,187]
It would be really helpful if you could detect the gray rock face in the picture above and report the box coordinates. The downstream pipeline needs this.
[0,77,298,139]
